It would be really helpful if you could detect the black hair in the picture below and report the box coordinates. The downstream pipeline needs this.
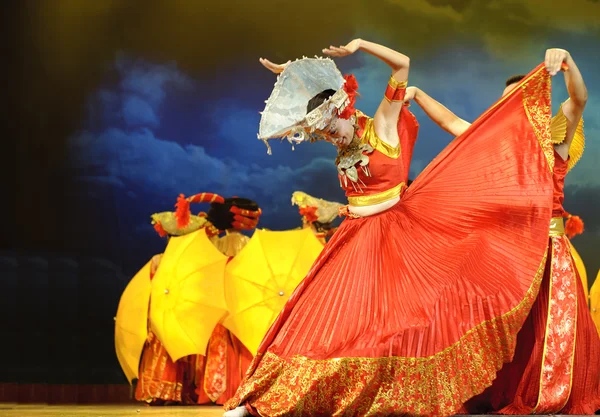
[505,74,526,87]
[307,89,336,114]
[313,220,333,233]
[206,197,260,231]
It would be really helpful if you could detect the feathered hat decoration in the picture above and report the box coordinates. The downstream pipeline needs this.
[151,192,224,238]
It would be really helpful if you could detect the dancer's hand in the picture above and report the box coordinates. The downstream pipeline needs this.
[323,39,362,57]
[259,58,291,74]
[545,48,570,76]
[403,87,418,103]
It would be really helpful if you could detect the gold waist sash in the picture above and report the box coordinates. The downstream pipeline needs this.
[347,182,405,207]
[549,217,565,237]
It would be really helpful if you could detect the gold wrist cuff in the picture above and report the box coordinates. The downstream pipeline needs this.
[388,75,408,90]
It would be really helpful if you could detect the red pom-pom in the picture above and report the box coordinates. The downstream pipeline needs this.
[343,74,359,94]
[299,206,319,223]
[153,222,168,238]
[175,194,191,229]
[565,215,584,239]
[339,74,359,120]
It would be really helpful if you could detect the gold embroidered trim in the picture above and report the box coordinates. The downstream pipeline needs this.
[521,69,554,172]
[533,241,555,413]
[361,118,400,159]
[549,217,565,237]
[226,254,548,416]
[566,240,578,406]
[347,182,404,207]
[533,237,578,413]
[388,75,408,90]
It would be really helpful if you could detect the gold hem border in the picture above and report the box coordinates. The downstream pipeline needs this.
[226,253,548,416]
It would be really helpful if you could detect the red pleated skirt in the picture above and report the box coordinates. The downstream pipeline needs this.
[225,64,556,417]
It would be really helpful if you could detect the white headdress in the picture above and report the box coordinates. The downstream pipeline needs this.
[258,57,351,154]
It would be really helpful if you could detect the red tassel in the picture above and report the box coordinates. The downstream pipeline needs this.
[343,74,359,94]
[153,222,168,238]
[299,206,319,223]
[175,194,191,229]
[565,215,584,239]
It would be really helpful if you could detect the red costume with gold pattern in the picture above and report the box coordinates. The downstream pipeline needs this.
[190,323,253,405]
[465,108,600,415]
[225,64,558,417]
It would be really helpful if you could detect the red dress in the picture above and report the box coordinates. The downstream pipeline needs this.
[188,324,253,405]
[466,150,600,415]
[225,64,555,416]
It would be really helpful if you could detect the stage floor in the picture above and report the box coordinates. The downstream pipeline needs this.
[0,404,590,417]
[0,404,224,417]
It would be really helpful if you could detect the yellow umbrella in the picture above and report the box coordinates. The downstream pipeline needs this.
[150,229,229,362]
[114,259,152,383]
[570,243,588,303]
[223,228,324,355]
[591,269,600,337]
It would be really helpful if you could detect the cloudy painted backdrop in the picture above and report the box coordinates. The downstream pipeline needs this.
[6,0,599,384]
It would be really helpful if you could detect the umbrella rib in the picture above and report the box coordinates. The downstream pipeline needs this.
[267,233,309,290]
[282,234,310,288]
[174,258,227,286]
[162,304,197,359]
[228,274,280,294]
[262,249,277,286]
[117,327,146,337]
[229,294,283,316]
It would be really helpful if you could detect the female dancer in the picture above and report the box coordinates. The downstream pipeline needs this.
[179,195,261,405]
[136,193,260,405]
[136,192,224,405]
[225,39,556,417]
[405,48,600,414]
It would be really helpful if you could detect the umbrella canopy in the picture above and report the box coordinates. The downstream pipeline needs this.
[590,269,600,337]
[150,229,229,361]
[223,228,324,354]
[114,259,152,383]
[570,243,588,303]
